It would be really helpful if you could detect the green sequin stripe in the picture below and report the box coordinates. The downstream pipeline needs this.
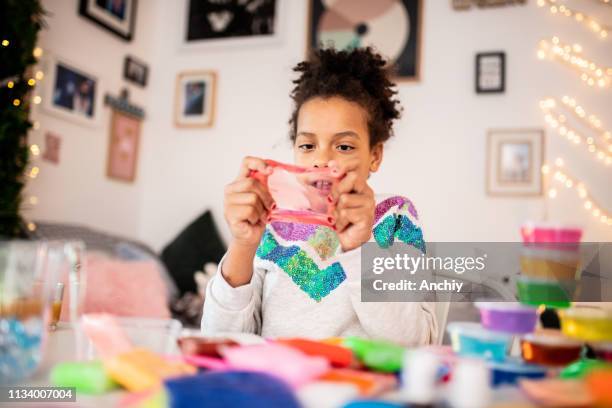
[256,230,347,302]
[373,214,426,253]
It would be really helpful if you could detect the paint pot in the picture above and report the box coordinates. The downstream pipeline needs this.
[560,307,612,342]
[519,246,580,280]
[520,222,582,250]
[520,333,583,366]
[475,302,538,334]
[516,276,574,308]
[591,342,612,362]
[446,322,512,361]
[447,358,491,408]
[488,357,548,387]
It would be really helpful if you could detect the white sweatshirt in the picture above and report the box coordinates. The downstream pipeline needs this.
[202,194,438,346]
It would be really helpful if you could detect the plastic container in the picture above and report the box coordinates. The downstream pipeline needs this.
[560,308,612,342]
[519,246,580,280]
[475,302,538,334]
[516,276,574,308]
[488,358,548,387]
[591,342,612,362]
[520,333,583,366]
[520,222,582,250]
[446,322,512,361]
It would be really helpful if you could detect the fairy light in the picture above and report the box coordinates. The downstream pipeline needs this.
[13,99,20,107]
[27,222,37,232]
[560,96,611,145]
[29,166,39,179]
[32,121,40,130]
[544,161,612,227]
[30,144,40,156]
[32,95,42,105]
[1,40,8,47]
[32,47,43,58]
[537,38,612,87]
[27,78,36,86]
[35,71,44,81]
[538,0,610,39]
[540,98,612,167]
[29,196,38,205]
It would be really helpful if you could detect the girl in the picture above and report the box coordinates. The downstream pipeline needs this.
[202,47,437,346]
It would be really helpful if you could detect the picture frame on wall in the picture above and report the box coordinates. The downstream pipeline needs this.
[41,55,103,127]
[182,0,285,49]
[123,56,148,87]
[174,71,217,128]
[308,0,423,81]
[486,129,544,196]
[79,0,137,41]
[476,51,505,94]
[106,110,141,183]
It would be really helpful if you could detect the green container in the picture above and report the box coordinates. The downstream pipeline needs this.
[342,337,405,372]
[516,277,574,308]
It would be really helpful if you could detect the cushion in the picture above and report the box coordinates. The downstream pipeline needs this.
[160,210,226,295]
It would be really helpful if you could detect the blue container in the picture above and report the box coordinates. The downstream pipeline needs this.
[488,358,548,387]
[447,322,512,361]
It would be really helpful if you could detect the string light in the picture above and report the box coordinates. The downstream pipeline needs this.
[29,166,39,179]
[32,95,42,105]
[540,98,612,166]
[27,78,36,86]
[544,160,612,227]
[1,40,8,47]
[29,196,38,205]
[32,121,40,130]
[559,96,612,145]
[35,71,44,80]
[32,47,43,58]
[13,99,21,107]
[27,222,37,232]
[7,81,14,88]
[537,37,612,87]
[30,144,40,156]
[537,0,610,39]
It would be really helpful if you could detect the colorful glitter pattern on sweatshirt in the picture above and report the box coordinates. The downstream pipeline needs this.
[256,230,346,301]
[258,195,424,301]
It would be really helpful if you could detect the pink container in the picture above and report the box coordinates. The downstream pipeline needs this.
[520,222,582,251]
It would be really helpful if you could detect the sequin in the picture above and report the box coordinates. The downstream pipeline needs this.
[257,230,346,301]
[373,214,426,253]
[373,215,396,248]
[308,227,340,261]
[374,196,418,223]
[271,222,317,241]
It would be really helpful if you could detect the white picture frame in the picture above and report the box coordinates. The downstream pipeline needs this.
[486,129,545,196]
[41,54,103,127]
[174,70,217,128]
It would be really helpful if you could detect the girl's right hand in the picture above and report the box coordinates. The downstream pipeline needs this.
[223,156,275,248]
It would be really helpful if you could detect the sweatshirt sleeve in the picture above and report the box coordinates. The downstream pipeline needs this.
[340,196,438,346]
[201,253,265,335]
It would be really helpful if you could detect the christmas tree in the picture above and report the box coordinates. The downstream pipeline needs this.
[0,0,45,238]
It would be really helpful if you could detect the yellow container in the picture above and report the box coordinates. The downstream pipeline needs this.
[560,307,612,342]
[520,257,578,280]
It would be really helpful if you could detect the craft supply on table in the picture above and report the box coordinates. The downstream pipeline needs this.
[475,302,538,334]
[276,338,354,367]
[447,322,512,361]
[516,276,574,308]
[298,381,360,408]
[585,368,612,407]
[220,343,330,387]
[519,378,594,407]
[341,337,405,372]
[50,360,119,394]
[560,359,612,379]
[591,342,612,362]
[487,358,548,387]
[519,247,580,281]
[447,358,491,408]
[177,336,237,358]
[520,222,583,250]
[520,333,583,366]
[319,368,397,396]
[401,349,440,405]
[50,282,65,330]
[342,400,404,408]
[559,307,612,342]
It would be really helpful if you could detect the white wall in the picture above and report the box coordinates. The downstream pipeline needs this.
[28,0,612,251]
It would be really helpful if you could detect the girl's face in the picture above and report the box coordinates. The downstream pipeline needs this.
[294,96,383,182]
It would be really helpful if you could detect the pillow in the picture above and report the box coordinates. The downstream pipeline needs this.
[160,210,226,295]
[60,254,171,320]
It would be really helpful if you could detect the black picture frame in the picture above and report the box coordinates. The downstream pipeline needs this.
[78,0,137,42]
[307,0,423,81]
[186,0,277,42]
[476,51,505,94]
[123,56,148,87]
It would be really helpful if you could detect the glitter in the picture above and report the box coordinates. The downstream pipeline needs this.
[374,196,418,223]
[373,215,396,248]
[308,227,340,260]
[271,222,317,241]
[257,230,346,301]
[373,214,426,253]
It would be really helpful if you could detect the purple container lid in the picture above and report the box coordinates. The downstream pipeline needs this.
[476,302,539,334]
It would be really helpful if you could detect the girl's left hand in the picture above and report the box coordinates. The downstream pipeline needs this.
[330,164,375,252]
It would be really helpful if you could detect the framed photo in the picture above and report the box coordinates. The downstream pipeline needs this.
[42,55,103,127]
[123,56,148,87]
[308,0,423,81]
[79,0,137,41]
[182,0,285,49]
[476,52,505,94]
[106,110,141,182]
[486,129,544,196]
[174,71,217,128]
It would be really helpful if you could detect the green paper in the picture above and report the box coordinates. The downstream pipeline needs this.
[50,361,119,394]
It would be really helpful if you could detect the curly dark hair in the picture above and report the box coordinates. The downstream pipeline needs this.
[289,47,402,148]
